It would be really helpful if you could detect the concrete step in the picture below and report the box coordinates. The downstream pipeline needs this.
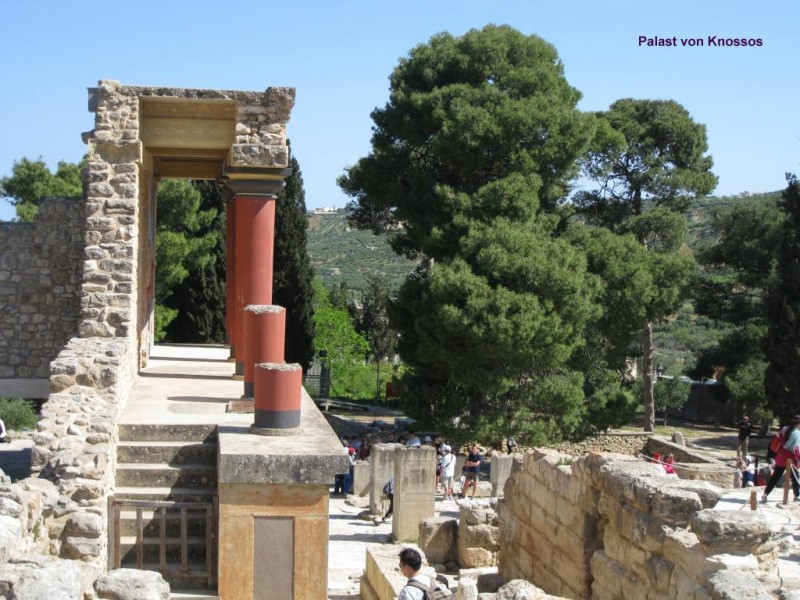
[118,424,217,443]
[117,441,216,466]
[119,536,210,563]
[118,509,211,538]
[115,487,215,504]
[116,464,216,488]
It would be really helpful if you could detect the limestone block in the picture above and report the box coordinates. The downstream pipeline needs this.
[420,517,458,565]
[63,511,102,537]
[496,579,550,599]
[706,570,773,599]
[651,487,702,525]
[370,443,400,516]
[0,515,22,562]
[599,461,670,510]
[662,480,722,509]
[690,510,771,553]
[3,556,82,600]
[94,569,170,600]
[393,446,437,542]
[60,534,103,559]
[664,529,717,578]
[352,461,370,497]
[345,494,370,509]
[457,567,505,593]
[456,577,479,600]
[648,555,673,592]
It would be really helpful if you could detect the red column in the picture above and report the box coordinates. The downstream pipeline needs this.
[252,363,302,431]
[232,194,276,378]
[243,305,286,398]
[225,199,236,361]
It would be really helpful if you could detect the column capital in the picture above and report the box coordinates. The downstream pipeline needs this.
[221,166,292,198]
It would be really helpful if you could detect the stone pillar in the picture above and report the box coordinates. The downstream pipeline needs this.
[352,461,371,497]
[490,455,513,497]
[393,446,436,542]
[217,392,348,600]
[243,305,286,398]
[225,197,236,361]
[252,363,302,431]
[369,443,401,515]
[455,454,467,480]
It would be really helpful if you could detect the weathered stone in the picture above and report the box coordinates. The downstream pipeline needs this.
[456,577,479,600]
[63,511,103,537]
[94,568,170,600]
[651,488,702,524]
[5,556,82,600]
[420,517,457,565]
[60,534,103,559]
[496,579,549,599]
[690,510,771,552]
[706,569,772,599]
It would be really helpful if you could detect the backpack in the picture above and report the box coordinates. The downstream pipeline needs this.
[382,479,393,495]
[405,579,451,599]
[769,427,787,453]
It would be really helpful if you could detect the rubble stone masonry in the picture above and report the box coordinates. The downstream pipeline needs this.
[0,198,84,378]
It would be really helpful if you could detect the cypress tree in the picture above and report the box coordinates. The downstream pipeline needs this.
[764,175,800,424]
[273,153,315,372]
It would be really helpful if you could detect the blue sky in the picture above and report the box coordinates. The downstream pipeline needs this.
[1,0,798,221]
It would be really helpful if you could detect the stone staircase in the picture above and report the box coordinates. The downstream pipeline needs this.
[114,424,218,594]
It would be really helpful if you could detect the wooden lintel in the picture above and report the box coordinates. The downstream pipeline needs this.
[153,159,224,180]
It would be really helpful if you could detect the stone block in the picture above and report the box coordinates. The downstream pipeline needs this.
[370,443,400,516]
[419,517,457,565]
[490,455,513,496]
[706,570,773,600]
[95,569,170,600]
[352,461,370,497]
[392,446,436,542]
[651,487,702,525]
[690,510,771,553]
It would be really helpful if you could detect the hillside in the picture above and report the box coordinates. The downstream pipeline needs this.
[307,210,416,294]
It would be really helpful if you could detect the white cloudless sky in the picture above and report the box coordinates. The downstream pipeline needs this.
[1,0,798,221]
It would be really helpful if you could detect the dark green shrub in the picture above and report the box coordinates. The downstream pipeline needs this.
[0,398,39,431]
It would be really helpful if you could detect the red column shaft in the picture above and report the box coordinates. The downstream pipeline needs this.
[253,363,302,430]
[233,195,277,378]
[225,200,236,360]
[243,305,286,398]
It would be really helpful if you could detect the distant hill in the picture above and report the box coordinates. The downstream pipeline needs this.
[307,210,416,294]
[306,191,782,298]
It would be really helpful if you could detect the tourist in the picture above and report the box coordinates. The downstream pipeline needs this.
[733,458,745,488]
[742,457,756,487]
[758,459,775,487]
[736,415,753,459]
[343,447,356,494]
[462,443,482,498]
[440,445,456,500]
[506,436,517,454]
[406,431,421,447]
[663,454,677,475]
[0,418,8,443]
[761,415,800,504]
[381,476,395,523]
[397,548,431,600]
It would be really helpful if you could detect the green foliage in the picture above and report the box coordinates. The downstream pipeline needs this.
[726,358,768,418]
[155,180,218,341]
[765,175,800,424]
[577,98,716,432]
[1,157,84,221]
[0,398,39,430]
[274,154,316,372]
[163,181,227,343]
[312,279,370,387]
[357,274,397,398]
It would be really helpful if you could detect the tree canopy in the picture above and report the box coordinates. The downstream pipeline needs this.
[1,157,84,221]
[578,99,716,431]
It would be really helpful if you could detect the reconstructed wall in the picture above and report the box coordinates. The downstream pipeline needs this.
[0,198,84,379]
[499,450,780,600]
[0,80,295,597]
[553,432,651,457]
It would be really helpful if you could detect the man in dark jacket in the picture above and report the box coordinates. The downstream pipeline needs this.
[736,415,753,459]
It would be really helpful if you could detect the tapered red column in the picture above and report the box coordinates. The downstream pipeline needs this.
[232,192,277,378]
[225,198,236,361]
[243,305,286,398]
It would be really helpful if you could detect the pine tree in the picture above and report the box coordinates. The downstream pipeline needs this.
[273,154,315,372]
[764,175,800,424]
[164,181,227,343]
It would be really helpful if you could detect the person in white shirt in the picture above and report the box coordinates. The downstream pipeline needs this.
[439,445,456,500]
[405,431,421,447]
[0,419,8,443]
[398,548,431,600]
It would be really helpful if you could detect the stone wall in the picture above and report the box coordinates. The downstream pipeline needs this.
[553,432,652,457]
[0,198,84,379]
[499,450,779,600]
